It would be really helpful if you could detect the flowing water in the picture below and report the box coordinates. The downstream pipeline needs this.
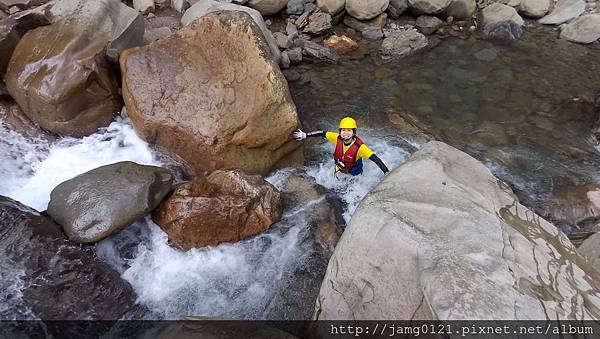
[1,27,599,320]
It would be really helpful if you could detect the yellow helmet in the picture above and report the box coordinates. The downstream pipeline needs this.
[339,117,357,129]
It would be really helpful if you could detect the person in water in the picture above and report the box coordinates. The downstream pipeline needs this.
[292,117,389,177]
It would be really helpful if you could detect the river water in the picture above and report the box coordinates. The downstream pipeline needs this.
[1,28,599,320]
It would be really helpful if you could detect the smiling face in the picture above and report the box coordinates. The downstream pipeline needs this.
[340,128,354,142]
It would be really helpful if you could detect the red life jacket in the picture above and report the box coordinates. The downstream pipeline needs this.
[334,136,364,173]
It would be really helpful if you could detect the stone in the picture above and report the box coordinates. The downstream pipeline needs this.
[121,11,301,176]
[345,0,389,20]
[443,0,476,19]
[415,15,443,34]
[182,0,281,63]
[143,26,173,42]
[323,34,358,53]
[287,46,303,63]
[286,0,306,15]
[408,0,452,14]
[482,3,524,40]
[314,141,600,320]
[303,10,332,34]
[152,170,283,250]
[579,232,600,273]
[8,5,18,14]
[301,40,340,63]
[280,50,291,68]
[538,0,585,24]
[273,31,292,48]
[47,161,173,244]
[0,99,54,140]
[559,14,600,43]
[286,21,299,36]
[519,0,550,18]
[316,0,345,15]
[4,0,144,137]
[0,0,48,11]
[0,196,137,320]
[386,0,407,18]
[343,12,387,31]
[134,0,155,13]
[248,0,288,15]
[362,26,384,39]
[171,0,189,12]
[379,29,428,59]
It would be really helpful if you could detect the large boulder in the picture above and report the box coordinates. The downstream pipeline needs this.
[247,0,288,15]
[579,232,600,273]
[559,14,600,44]
[379,29,428,60]
[538,0,585,25]
[121,11,300,176]
[153,170,283,250]
[0,196,137,319]
[181,0,280,63]
[314,141,600,320]
[47,161,173,244]
[518,0,550,18]
[316,0,345,15]
[481,3,524,40]
[5,0,144,137]
[443,0,476,19]
[345,0,389,20]
[386,0,408,18]
[408,0,451,14]
[0,0,48,10]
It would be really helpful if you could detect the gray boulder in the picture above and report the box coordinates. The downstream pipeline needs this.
[408,0,452,14]
[518,0,550,18]
[443,0,476,19]
[579,232,600,273]
[559,14,600,43]
[482,3,524,40]
[301,40,340,63]
[538,0,585,24]
[314,141,600,320]
[47,161,173,244]
[379,29,428,59]
[247,0,289,15]
[316,0,345,15]
[415,15,443,34]
[386,0,407,18]
[345,0,389,20]
[303,10,332,34]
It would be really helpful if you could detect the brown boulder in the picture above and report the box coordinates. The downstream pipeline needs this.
[0,99,54,140]
[121,11,301,175]
[5,0,144,137]
[153,170,283,250]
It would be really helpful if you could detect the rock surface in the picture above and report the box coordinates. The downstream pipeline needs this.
[47,161,173,244]
[538,0,585,24]
[247,0,288,15]
[5,0,144,137]
[316,0,345,15]
[121,11,301,176]
[314,141,600,320]
[345,0,389,20]
[379,29,428,59]
[518,0,550,18]
[559,14,600,43]
[323,34,358,53]
[0,196,137,319]
[408,0,452,14]
[443,0,475,19]
[153,170,283,250]
[482,3,524,40]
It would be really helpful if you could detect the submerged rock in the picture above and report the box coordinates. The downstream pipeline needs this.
[314,141,600,320]
[379,29,429,60]
[47,161,173,244]
[153,170,283,250]
[0,196,137,319]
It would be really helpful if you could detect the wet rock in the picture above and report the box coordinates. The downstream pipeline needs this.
[5,0,144,137]
[47,161,172,244]
[0,196,137,319]
[518,0,550,18]
[362,26,384,39]
[343,12,387,31]
[538,0,585,24]
[314,141,600,320]
[153,170,283,251]
[386,0,407,18]
[379,28,428,59]
[482,3,524,40]
[473,47,498,61]
[416,15,443,34]
[0,99,54,140]
[282,69,302,81]
[286,20,299,35]
[303,10,332,34]
[182,0,281,63]
[301,40,340,63]
[443,0,476,19]
[537,182,600,229]
[248,0,288,15]
[323,34,358,53]
[346,0,389,20]
[134,0,155,13]
[122,11,300,176]
[143,26,173,42]
[316,0,345,15]
[408,0,452,14]
[559,14,600,43]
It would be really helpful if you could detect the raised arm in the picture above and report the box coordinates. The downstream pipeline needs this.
[292,129,326,140]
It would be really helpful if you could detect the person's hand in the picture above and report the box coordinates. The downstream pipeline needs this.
[292,129,306,141]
